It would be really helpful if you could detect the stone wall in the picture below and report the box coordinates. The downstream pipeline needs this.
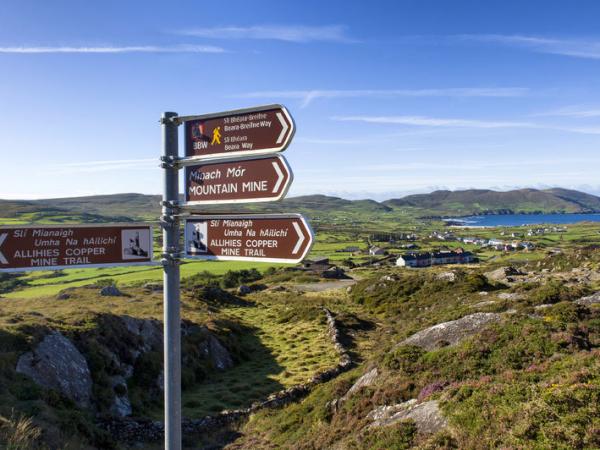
[100,308,353,444]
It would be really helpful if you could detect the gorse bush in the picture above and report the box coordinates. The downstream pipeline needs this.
[0,273,27,294]
[220,269,262,289]
[527,280,590,306]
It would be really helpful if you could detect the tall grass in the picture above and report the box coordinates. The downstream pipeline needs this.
[0,411,42,450]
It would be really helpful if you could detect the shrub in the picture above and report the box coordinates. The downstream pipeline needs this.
[383,345,425,374]
[528,281,590,306]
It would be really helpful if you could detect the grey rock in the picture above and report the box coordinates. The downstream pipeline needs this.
[368,399,447,434]
[111,395,133,417]
[143,283,163,292]
[343,367,378,400]
[380,275,398,282]
[120,316,162,352]
[268,285,288,292]
[16,331,92,408]
[485,266,524,282]
[110,375,127,389]
[399,312,501,351]
[110,375,132,417]
[100,285,123,297]
[436,272,456,282]
[200,334,234,370]
[498,292,521,301]
[471,300,496,308]
[575,292,600,306]
[238,285,252,295]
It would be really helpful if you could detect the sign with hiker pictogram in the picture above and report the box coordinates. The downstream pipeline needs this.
[182,104,295,159]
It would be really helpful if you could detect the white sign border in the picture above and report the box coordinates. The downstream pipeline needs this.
[0,223,156,273]
[183,214,314,264]
[179,104,296,160]
[181,154,294,207]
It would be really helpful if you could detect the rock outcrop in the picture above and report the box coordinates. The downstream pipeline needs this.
[399,312,501,351]
[485,266,524,282]
[110,375,132,417]
[436,272,456,282]
[367,399,448,434]
[200,334,234,371]
[119,316,162,353]
[575,292,600,306]
[16,331,93,408]
[100,285,123,297]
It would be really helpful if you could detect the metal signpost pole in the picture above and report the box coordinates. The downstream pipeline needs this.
[160,112,182,450]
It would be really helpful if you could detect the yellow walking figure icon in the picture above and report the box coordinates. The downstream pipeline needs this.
[211,127,222,145]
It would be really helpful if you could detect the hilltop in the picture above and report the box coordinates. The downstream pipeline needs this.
[384,188,600,216]
[0,194,393,223]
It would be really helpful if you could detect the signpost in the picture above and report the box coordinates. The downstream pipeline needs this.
[182,104,295,159]
[184,214,313,263]
[184,155,293,205]
[160,103,309,450]
[0,224,153,272]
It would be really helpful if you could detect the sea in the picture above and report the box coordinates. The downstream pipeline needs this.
[446,213,600,227]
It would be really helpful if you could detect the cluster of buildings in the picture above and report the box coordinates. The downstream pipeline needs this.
[526,226,567,236]
[396,248,476,268]
[428,230,458,241]
[460,236,535,251]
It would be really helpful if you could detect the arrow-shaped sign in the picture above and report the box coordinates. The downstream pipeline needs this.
[272,161,285,193]
[0,233,8,265]
[183,155,293,206]
[182,104,295,159]
[276,112,288,145]
[184,214,314,263]
[0,225,154,272]
[292,222,305,255]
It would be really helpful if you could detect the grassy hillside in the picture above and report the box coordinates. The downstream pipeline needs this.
[385,188,600,216]
[229,260,600,450]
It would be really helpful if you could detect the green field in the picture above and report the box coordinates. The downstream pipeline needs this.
[2,261,288,299]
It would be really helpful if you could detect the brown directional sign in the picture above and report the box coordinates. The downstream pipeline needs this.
[184,214,313,263]
[182,104,295,158]
[184,155,293,206]
[0,224,154,272]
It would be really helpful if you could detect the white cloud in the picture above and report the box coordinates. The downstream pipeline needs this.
[458,34,600,60]
[177,25,355,43]
[0,45,225,54]
[236,87,529,107]
[534,106,600,118]
[332,115,535,129]
[331,114,600,135]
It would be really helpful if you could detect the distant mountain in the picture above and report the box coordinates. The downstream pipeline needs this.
[0,194,391,222]
[1,188,598,222]
[384,188,600,216]
[0,194,161,222]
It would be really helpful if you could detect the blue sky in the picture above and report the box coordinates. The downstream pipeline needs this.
[1,0,600,200]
